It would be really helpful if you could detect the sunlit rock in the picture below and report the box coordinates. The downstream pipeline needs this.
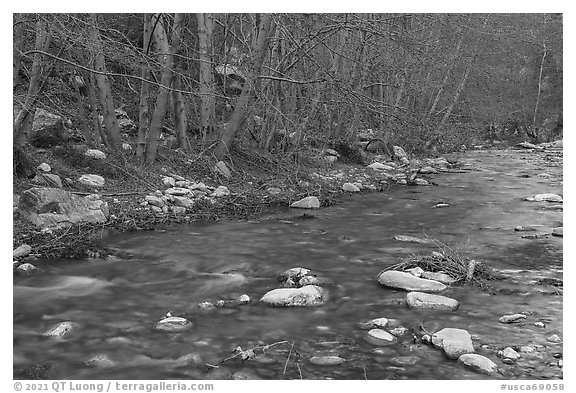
[364,328,397,346]
[393,234,431,244]
[261,285,326,307]
[342,182,360,192]
[406,291,459,311]
[13,244,32,259]
[458,354,498,375]
[431,328,474,359]
[498,347,520,360]
[290,196,320,209]
[377,270,447,292]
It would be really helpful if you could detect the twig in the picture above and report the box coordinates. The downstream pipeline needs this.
[282,341,295,376]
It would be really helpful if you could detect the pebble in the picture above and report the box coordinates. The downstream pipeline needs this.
[547,334,561,343]
[498,347,520,360]
[364,329,397,346]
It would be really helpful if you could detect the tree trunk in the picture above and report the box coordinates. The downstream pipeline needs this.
[71,71,92,145]
[214,14,272,160]
[436,64,471,131]
[84,68,106,146]
[136,13,152,159]
[89,13,121,148]
[196,13,215,144]
[428,35,463,117]
[532,42,547,132]
[144,13,179,164]
[13,15,52,145]
[172,76,189,151]
[13,14,25,89]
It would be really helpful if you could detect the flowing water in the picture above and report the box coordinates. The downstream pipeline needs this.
[13,149,563,380]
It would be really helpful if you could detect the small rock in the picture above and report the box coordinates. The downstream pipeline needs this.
[364,329,397,346]
[458,354,498,375]
[44,321,76,338]
[552,227,563,237]
[78,174,105,188]
[431,328,474,359]
[393,234,431,244]
[84,149,107,160]
[85,353,117,368]
[498,347,520,360]
[433,202,451,208]
[171,206,186,214]
[368,162,394,171]
[342,183,360,192]
[406,291,460,311]
[165,187,191,196]
[407,267,424,277]
[16,263,37,275]
[547,334,561,343]
[214,161,232,178]
[145,195,165,207]
[154,316,192,332]
[197,302,215,310]
[13,244,32,259]
[413,178,430,186]
[377,270,447,292]
[534,321,545,328]
[499,314,526,324]
[388,326,409,337]
[163,176,176,187]
[524,193,563,203]
[290,196,320,209]
[309,356,346,366]
[37,162,51,172]
[261,285,326,307]
[514,225,539,232]
[324,155,337,164]
[237,294,251,304]
[212,186,230,197]
[357,318,389,330]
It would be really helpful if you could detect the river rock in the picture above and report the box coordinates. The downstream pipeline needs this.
[145,195,165,207]
[172,196,195,209]
[514,225,539,232]
[431,328,474,359]
[547,334,561,343]
[162,176,176,187]
[212,186,230,197]
[406,292,460,311]
[364,329,397,346]
[377,270,447,292]
[420,271,456,285]
[309,356,346,366]
[37,162,51,172]
[342,182,360,192]
[261,285,326,307]
[85,353,117,368]
[78,174,105,188]
[13,244,32,259]
[154,316,192,332]
[552,227,563,237]
[165,187,190,196]
[393,234,431,244]
[524,193,563,203]
[368,162,394,171]
[85,149,107,160]
[458,354,498,375]
[290,196,320,209]
[357,318,389,330]
[214,161,232,179]
[499,313,526,324]
[16,263,38,275]
[18,187,108,229]
[278,267,310,282]
[171,206,186,214]
[44,321,77,338]
[498,347,520,360]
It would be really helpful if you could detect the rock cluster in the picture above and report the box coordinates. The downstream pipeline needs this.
[261,267,329,307]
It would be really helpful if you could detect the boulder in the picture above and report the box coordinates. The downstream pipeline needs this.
[499,313,526,324]
[261,285,326,307]
[84,149,107,160]
[154,317,192,332]
[309,356,346,366]
[290,196,320,209]
[406,292,459,311]
[13,244,32,259]
[78,174,105,188]
[524,193,563,203]
[458,354,498,375]
[18,187,108,229]
[431,328,474,359]
[364,329,397,346]
[342,183,360,192]
[32,173,63,188]
[378,271,447,292]
[30,108,69,147]
[214,161,232,179]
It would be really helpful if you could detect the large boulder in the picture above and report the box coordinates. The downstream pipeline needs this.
[377,271,447,292]
[406,292,459,311]
[261,285,326,307]
[18,187,109,230]
[431,328,474,359]
[29,108,70,147]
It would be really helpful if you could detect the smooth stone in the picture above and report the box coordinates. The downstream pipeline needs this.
[78,174,105,187]
[357,318,389,330]
[552,227,563,237]
[406,291,459,311]
[342,183,360,192]
[154,317,192,332]
[378,270,447,292]
[498,347,520,360]
[13,244,32,258]
[164,187,191,196]
[84,149,106,160]
[499,313,526,324]
[458,354,498,375]
[364,329,397,346]
[393,234,431,244]
[547,334,561,343]
[524,193,563,203]
[261,285,326,307]
[309,356,346,366]
[431,328,474,359]
[420,271,457,285]
[16,263,38,275]
[290,196,320,209]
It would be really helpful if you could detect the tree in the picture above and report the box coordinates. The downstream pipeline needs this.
[197,13,215,143]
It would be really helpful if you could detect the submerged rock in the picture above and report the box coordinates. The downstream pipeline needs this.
[154,316,192,332]
[377,270,447,292]
[261,285,326,307]
[309,355,346,366]
[431,328,474,359]
[406,292,459,311]
[458,354,498,375]
[357,317,389,330]
[290,196,320,209]
[44,321,77,338]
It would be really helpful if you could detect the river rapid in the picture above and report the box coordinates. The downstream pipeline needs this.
[13,148,563,380]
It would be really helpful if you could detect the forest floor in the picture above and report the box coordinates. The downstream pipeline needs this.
[13,140,442,263]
